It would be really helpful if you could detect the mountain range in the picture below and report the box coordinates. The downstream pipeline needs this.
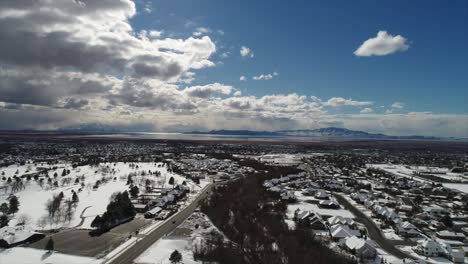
[185,127,443,140]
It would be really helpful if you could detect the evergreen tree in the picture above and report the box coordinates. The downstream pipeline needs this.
[0,203,8,215]
[72,192,79,203]
[129,186,139,198]
[0,215,9,228]
[169,250,182,264]
[8,196,19,215]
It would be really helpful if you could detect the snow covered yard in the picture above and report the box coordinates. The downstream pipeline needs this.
[0,247,100,264]
[135,212,222,264]
[135,238,200,264]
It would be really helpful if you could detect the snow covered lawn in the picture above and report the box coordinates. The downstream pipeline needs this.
[135,238,200,264]
[0,247,99,264]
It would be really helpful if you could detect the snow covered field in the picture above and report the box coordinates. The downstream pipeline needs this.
[286,202,354,219]
[367,164,466,183]
[0,247,99,264]
[135,238,200,264]
[0,162,202,230]
[443,183,468,194]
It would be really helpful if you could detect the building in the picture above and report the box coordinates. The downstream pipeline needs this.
[343,236,377,259]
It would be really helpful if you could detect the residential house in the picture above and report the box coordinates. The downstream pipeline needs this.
[343,236,377,259]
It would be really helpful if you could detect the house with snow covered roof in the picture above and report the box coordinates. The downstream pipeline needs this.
[397,221,421,238]
[343,236,377,259]
[327,216,354,227]
[330,225,361,241]
[280,191,297,202]
[315,190,330,200]
[414,239,444,257]
[318,199,340,209]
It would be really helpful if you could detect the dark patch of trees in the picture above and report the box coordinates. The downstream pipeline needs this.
[91,191,135,230]
[199,158,355,264]
[169,250,182,263]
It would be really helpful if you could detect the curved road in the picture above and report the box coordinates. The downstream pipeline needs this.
[108,183,214,264]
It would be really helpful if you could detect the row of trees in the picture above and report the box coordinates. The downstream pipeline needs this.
[91,191,135,230]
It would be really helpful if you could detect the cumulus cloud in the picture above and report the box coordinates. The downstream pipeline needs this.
[0,0,217,107]
[183,83,234,98]
[354,31,409,57]
[324,97,373,107]
[240,76,246,81]
[149,30,163,38]
[253,72,278,81]
[240,46,254,58]
[360,107,373,113]
[391,102,404,109]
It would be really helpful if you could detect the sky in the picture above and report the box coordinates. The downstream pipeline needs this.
[0,0,467,137]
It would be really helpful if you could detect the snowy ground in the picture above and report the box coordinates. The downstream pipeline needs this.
[443,183,468,194]
[135,238,200,264]
[397,245,454,264]
[0,162,205,230]
[367,164,466,183]
[366,164,428,182]
[134,212,222,264]
[0,247,99,264]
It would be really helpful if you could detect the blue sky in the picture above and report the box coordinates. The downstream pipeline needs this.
[0,0,467,136]
[133,0,468,114]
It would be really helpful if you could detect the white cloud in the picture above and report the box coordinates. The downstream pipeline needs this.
[360,107,373,113]
[193,27,211,37]
[220,52,230,59]
[143,1,152,14]
[253,72,278,81]
[354,31,409,57]
[324,97,373,107]
[391,102,404,109]
[149,30,163,38]
[240,76,246,81]
[240,46,254,58]
[183,83,234,99]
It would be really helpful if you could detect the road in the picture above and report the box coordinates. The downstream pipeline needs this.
[108,183,215,264]
[334,193,415,260]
